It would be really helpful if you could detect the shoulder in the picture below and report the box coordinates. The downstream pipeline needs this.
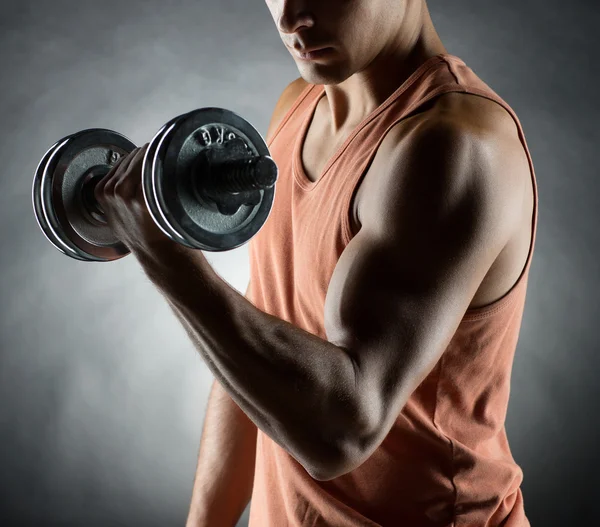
[362,92,528,237]
[383,91,523,160]
[266,77,311,142]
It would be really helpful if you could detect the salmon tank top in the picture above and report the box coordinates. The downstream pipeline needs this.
[245,53,537,527]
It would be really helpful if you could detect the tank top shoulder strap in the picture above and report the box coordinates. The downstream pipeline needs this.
[266,83,320,149]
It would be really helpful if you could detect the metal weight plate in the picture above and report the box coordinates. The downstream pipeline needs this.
[142,112,194,247]
[32,129,136,261]
[148,108,276,251]
[33,136,76,257]
[32,132,103,261]
[146,111,215,249]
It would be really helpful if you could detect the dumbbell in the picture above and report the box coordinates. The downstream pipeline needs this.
[32,108,278,262]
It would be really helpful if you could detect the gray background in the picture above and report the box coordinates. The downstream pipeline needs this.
[1,0,598,525]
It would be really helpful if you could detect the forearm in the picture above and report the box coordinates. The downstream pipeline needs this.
[137,244,360,478]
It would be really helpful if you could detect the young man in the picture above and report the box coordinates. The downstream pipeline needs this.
[100,1,536,526]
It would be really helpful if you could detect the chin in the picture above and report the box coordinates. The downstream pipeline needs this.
[298,65,351,86]
[295,54,345,78]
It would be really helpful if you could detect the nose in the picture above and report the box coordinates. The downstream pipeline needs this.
[275,1,315,34]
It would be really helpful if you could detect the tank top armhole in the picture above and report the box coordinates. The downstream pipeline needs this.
[456,89,537,321]
[267,83,317,149]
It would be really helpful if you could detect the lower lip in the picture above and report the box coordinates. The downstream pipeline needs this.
[295,47,332,61]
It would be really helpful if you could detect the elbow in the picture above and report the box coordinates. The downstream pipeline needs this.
[307,440,370,481]
[308,420,381,482]
[307,453,350,481]
[304,438,349,481]
[306,464,338,482]
[308,363,385,481]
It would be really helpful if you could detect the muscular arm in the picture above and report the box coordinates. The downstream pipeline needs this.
[135,104,523,483]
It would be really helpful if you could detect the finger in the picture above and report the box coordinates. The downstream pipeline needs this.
[114,143,150,198]
[95,153,127,202]
[120,145,145,173]
[135,144,153,201]
[104,146,142,195]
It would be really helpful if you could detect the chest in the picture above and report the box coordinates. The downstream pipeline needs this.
[300,116,372,237]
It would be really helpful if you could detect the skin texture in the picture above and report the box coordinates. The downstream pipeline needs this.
[94,0,532,482]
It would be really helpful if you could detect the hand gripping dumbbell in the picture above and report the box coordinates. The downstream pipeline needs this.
[32,108,278,262]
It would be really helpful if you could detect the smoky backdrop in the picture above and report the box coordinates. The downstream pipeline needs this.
[1,0,598,525]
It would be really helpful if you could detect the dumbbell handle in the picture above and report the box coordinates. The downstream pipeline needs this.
[80,168,108,222]
[202,155,277,194]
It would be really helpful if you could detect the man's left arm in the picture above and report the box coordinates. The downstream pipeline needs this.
[135,114,526,482]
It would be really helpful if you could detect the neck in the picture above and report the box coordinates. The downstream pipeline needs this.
[323,1,447,135]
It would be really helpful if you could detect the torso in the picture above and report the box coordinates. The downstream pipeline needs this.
[300,91,534,310]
